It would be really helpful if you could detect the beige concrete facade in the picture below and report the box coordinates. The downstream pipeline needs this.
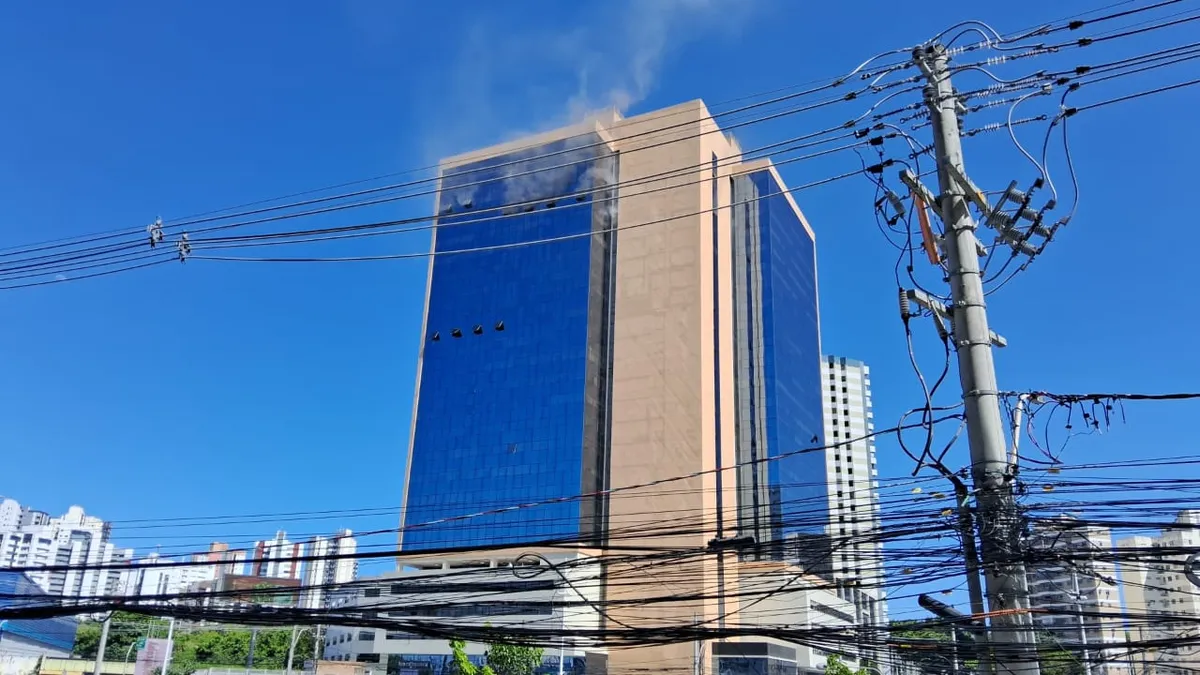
[599,100,742,672]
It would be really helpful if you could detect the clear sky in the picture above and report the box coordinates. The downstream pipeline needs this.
[1,0,1197,607]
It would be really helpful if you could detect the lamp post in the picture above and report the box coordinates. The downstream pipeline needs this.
[286,626,313,675]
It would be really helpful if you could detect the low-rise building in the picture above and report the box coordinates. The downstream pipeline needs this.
[0,570,80,659]
[321,551,604,675]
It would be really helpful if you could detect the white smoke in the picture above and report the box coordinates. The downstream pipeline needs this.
[419,0,759,163]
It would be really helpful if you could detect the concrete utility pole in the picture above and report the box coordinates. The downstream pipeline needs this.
[286,626,300,675]
[246,627,259,675]
[93,615,113,675]
[912,43,1041,675]
[161,618,177,675]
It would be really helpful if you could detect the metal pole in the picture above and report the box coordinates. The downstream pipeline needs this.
[1008,395,1029,469]
[286,626,299,675]
[1071,570,1093,675]
[556,586,565,675]
[93,615,113,675]
[950,628,960,675]
[246,627,259,675]
[915,42,1039,675]
[956,481,987,618]
[160,618,176,675]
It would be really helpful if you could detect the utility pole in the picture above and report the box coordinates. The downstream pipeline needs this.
[911,43,1041,675]
[160,618,177,675]
[286,626,300,675]
[246,627,259,675]
[93,614,113,675]
[1070,569,1094,675]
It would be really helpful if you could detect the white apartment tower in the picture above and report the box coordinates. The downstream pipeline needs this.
[1027,517,1128,675]
[1118,510,1200,675]
[251,531,306,580]
[301,529,358,609]
[820,356,888,663]
[0,501,134,602]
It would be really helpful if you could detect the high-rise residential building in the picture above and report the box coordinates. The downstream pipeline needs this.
[301,529,358,609]
[0,502,134,603]
[1027,517,1128,675]
[0,499,20,530]
[127,552,217,600]
[1118,510,1200,675]
[394,100,832,675]
[192,541,248,578]
[820,356,887,664]
[251,531,306,580]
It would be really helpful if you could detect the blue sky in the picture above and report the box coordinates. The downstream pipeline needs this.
[1,0,1197,611]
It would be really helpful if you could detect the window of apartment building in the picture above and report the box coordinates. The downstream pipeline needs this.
[358,630,375,641]
[363,587,381,597]
[357,654,381,664]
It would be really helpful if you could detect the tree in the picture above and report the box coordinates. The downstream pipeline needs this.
[450,639,494,675]
[449,638,545,675]
[73,612,170,661]
[486,641,545,675]
[1036,634,1085,675]
[890,620,983,675]
[74,619,316,675]
[824,655,868,675]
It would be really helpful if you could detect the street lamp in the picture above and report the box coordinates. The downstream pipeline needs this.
[286,626,314,675]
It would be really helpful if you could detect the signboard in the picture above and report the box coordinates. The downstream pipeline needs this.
[134,638,170,675]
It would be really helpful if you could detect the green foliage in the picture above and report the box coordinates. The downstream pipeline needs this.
[889,620,979,675]
[450,639,496,675]
[449,637,544,675]
[73,612,171,661]
[1036,634,1085,675]
[824,655,868,675]
[485,641,544,675]
[73,616,314,675]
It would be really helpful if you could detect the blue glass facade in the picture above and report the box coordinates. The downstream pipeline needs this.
[401,136,617,551]
[731,168,826,550]
[0,570,79,653]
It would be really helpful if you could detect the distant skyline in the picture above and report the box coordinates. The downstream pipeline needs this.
[2,0,1199,623]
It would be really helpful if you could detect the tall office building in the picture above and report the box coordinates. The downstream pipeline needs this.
[0,502,134,603]
[820,356,887,665]
[397,100,827,675]
[1118,511,1200,675]
[301,529,358,610]
[1027,517,1128,675]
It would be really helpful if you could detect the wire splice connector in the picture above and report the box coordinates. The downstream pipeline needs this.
[147,217,164,248]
